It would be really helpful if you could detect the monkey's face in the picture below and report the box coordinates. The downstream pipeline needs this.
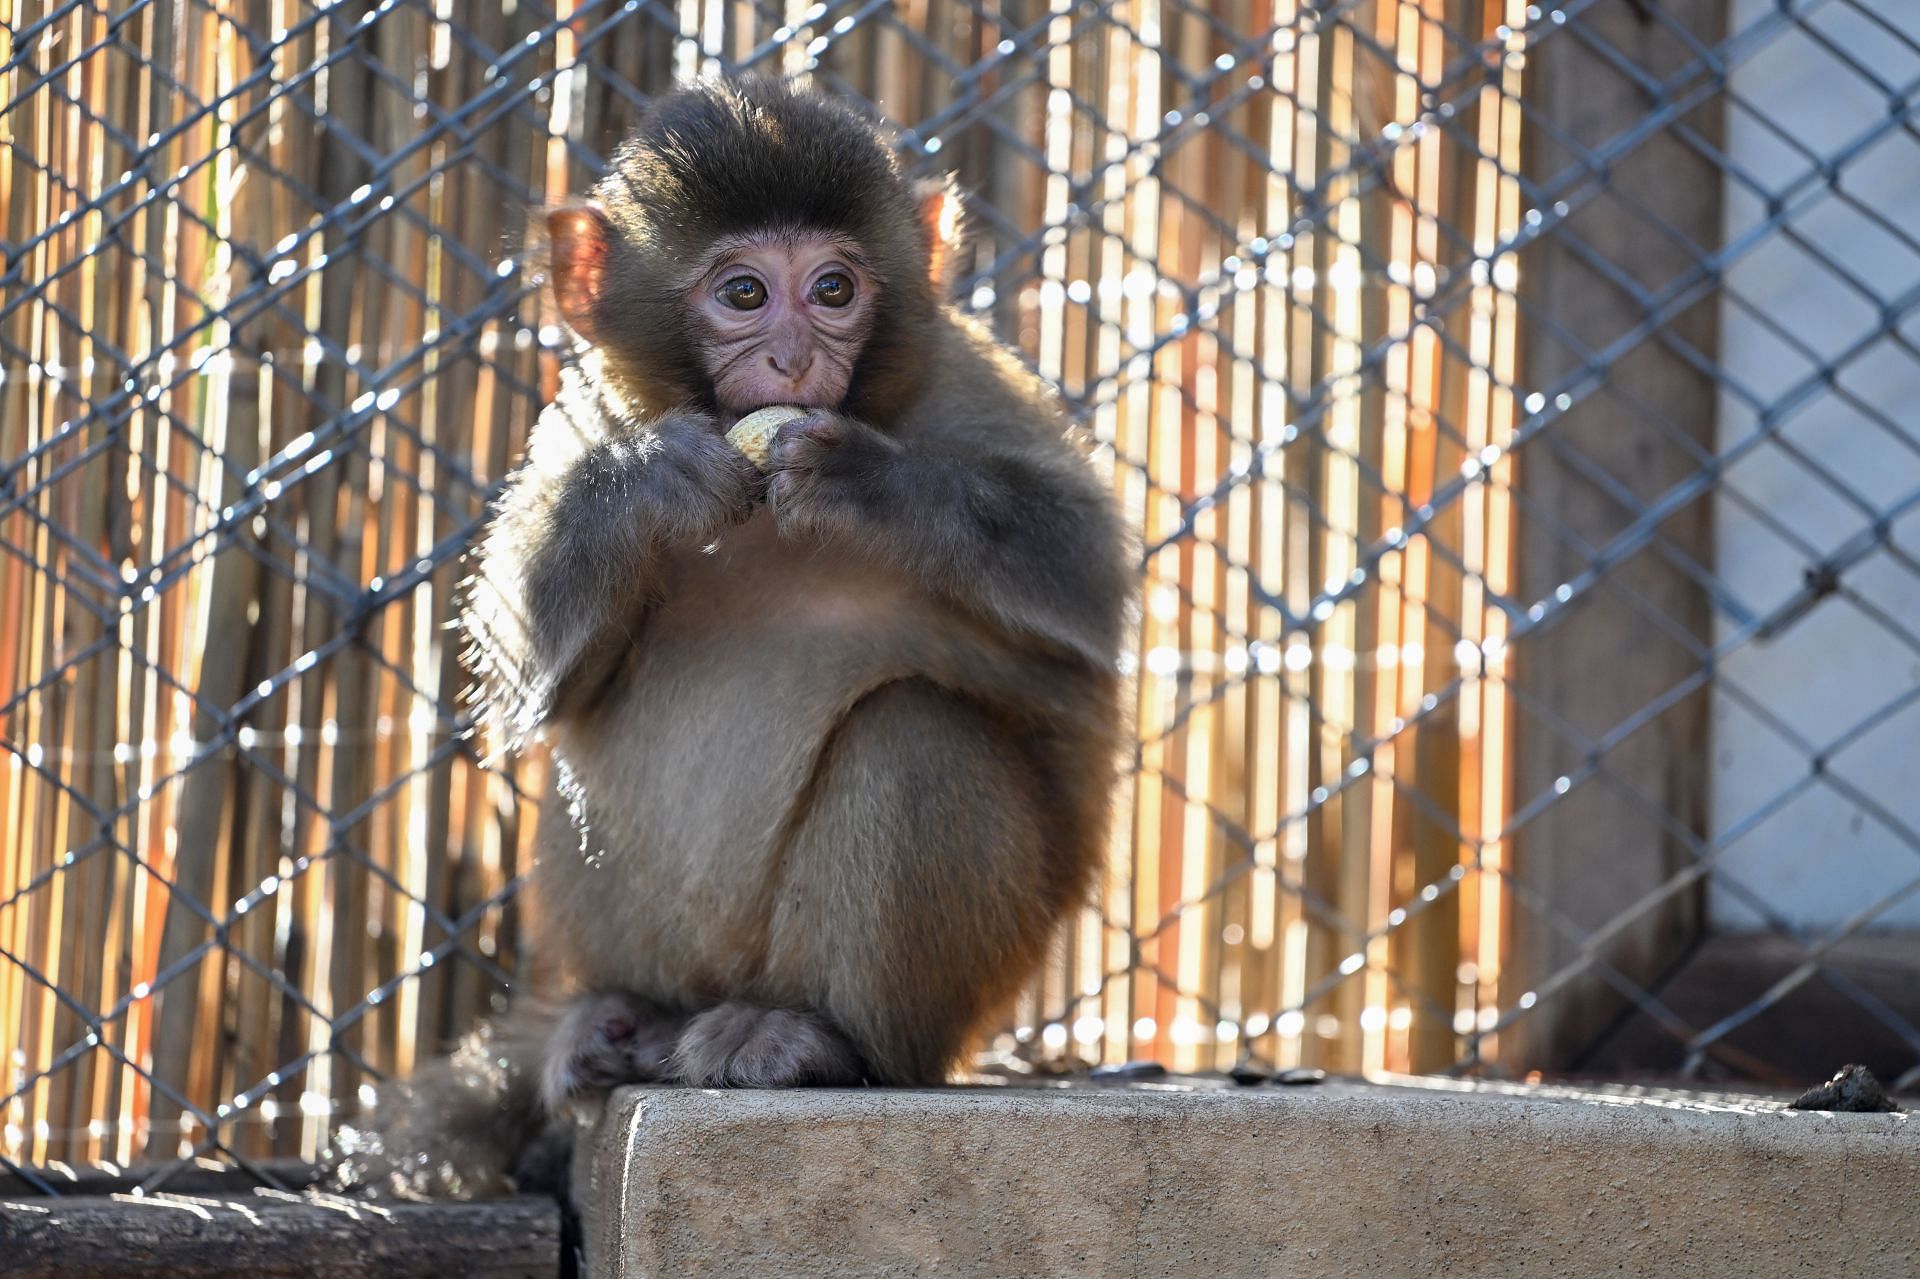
[689,233,877,414]
[552,80,957,419]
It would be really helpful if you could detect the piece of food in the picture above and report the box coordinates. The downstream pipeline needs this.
[726,405,807,471]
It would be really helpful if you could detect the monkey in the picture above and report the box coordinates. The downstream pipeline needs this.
[325,76,1130,1201]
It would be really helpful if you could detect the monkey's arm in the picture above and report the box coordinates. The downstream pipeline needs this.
[464,372,761,745]
[769,412,1130,670]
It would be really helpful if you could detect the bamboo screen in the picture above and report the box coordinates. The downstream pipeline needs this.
[1,0,1527,1170]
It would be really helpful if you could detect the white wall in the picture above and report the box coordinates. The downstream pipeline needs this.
[1709,0,1920,930]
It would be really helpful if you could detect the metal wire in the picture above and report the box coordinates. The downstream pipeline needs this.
[2,0,1917,1195]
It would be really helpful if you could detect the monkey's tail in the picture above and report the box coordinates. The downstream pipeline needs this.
[321,1001,569,1202]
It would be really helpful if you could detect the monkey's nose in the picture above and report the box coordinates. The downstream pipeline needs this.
[768,350,814,381]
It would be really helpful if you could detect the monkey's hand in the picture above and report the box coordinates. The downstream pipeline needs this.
[553,409,765,544]
[764,409,902,540]
[766,410,1128,674]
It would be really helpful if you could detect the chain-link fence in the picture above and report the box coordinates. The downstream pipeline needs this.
[3,0,1917,1193]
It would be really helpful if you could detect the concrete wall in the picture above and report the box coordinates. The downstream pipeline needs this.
[1710,0,1920,930]
[579,1080,1915,1277]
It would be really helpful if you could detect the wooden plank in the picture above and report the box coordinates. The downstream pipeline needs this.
[0,1192,559,1279]
[1507,0,1728,1070]
[0,1159,315,1200]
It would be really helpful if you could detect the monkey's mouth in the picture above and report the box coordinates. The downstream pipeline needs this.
[714,378,846,419]
[719,400,827,429]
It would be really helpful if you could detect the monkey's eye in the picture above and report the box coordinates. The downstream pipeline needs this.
[720,276,767,310]
[810,272,855,308]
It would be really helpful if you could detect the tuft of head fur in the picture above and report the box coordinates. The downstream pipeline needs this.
[581,77,949,421]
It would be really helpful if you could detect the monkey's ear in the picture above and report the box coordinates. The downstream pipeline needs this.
[914,175,963,294]
[546,204,613,344]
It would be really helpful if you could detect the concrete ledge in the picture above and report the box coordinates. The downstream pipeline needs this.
[579,1077,1915,1277]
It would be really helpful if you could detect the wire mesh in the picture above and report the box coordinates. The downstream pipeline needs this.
[2,0,1917,1193]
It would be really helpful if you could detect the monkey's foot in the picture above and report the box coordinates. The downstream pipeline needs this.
[671,1004,865,1087]
[539,991,685,1113]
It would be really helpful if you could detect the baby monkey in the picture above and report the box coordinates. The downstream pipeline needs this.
[330,77,1129,1199]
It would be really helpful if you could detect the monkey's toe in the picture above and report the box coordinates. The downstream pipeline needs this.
[539,992,683,1112]
[672,1004,865,1087]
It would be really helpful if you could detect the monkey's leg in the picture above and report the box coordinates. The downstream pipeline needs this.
[464,395,762,741]
[758,678,1059,1087]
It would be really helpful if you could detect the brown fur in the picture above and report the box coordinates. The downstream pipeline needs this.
[327,78,1129,1200]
